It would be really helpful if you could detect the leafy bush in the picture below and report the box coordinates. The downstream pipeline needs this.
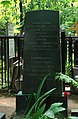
[55,72,78,87]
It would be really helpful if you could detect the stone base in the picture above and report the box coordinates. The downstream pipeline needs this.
[71,109,78,116]
[0,113,5,119]
[16,91,28,113]
[16,91,68,117]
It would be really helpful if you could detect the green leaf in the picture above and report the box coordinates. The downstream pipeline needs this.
[32,104,46,119]
[1,1,11,7]
[44,110,55,118]
[44,102,65,119]
[35,72,52,111]
[68,116,78,119]
[55,73,78,87]
[14,0,17,3]
[49,102,63,109]
[50,103,65,114]
[51,106,65,114]
[25,88,56,119]
[37,72,51,99]
[39,96,48,108]
[33,92,37,101]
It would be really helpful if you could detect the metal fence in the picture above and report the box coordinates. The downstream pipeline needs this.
[61,32,78,77]
[0,35,24,91]
[0,33,78,91]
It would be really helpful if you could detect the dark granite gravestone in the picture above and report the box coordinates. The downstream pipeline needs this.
[23,10,62,94]
[16,10,67,116]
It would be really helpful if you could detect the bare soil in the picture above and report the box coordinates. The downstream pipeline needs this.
[0,93,78,119]
[68,94,78,109]
[0,93,16,119]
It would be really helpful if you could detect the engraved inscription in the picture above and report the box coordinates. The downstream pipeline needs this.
[23,10,61,94]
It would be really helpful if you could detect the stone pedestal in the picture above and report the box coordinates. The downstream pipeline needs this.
[16,91,68,117]
[16,91,28,113]
[71,109,78,116]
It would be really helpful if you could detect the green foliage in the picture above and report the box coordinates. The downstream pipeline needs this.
[32,104,46,119]
[1,1,11,7]
[55,72,78,87]
[44,103,65,119]
[22,72,78,119]
[25,0,78,35]
[23,72,66,119]
[25,102,65,119]
[0,20,6,35]
[68,117,78,119]
[25,88,56,119]
[24,72,52,114]
[36,72,51,99]
[0,0,78,34]
[65,62,71,76]
[0,0,21,34]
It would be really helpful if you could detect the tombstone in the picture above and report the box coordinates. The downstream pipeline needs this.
[16,10,67,116]
[6,22,15,59]
[23,10,62,94]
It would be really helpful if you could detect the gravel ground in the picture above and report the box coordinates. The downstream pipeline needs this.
[0,94,16,119]
[68,94,78,109]
[0,94,78,119]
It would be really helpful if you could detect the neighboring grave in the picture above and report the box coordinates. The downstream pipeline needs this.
[23,10,62,94]
[7,23,15,59]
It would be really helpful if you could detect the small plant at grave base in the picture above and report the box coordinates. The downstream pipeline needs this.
[24,90,65,119]
[22,72,65,119]
[22,72,78,119]
[24,72,53,115]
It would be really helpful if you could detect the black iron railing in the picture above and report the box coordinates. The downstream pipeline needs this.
[0,33,78,91]
[0,35,24,91]
[61,32,78,77]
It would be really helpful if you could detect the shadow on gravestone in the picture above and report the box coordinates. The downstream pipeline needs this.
[23,10,62,94]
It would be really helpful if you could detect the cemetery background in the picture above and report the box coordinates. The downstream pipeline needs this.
[0,0,78,119]
[0,0,78,92]
[0,0,78,91]
[0,0,78,35]
[1,30,78,119]
[0,11,78,119]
